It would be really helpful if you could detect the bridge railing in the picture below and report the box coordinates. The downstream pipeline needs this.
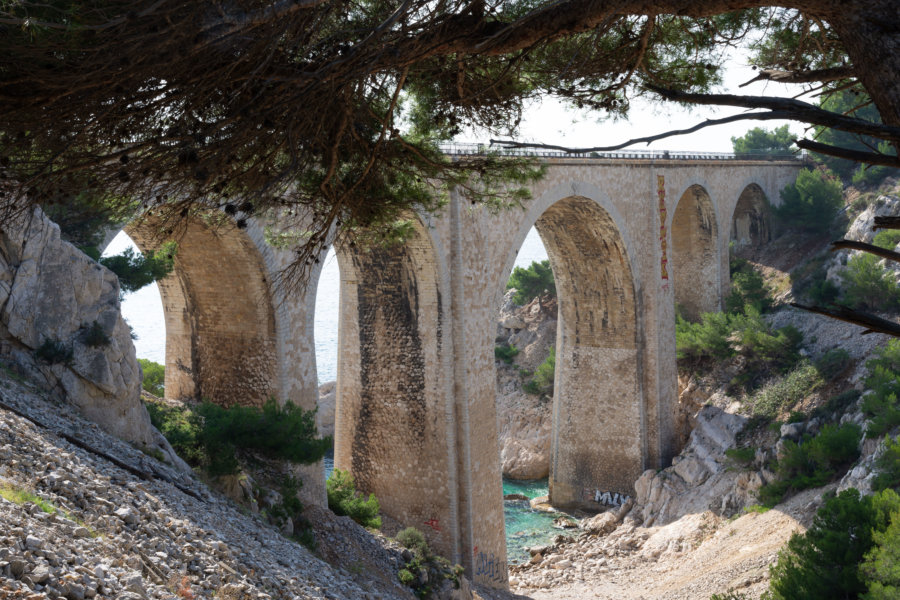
[438,142,808,162]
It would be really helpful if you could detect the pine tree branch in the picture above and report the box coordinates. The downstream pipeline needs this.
[830,239,900,263]
[490,111,798,153]
[790,303,900,337]
[875,217,900,231]
[795,139,900,167]
[648,86,900,141]
[738,66,856,87]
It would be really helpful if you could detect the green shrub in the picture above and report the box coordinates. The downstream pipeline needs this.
[676,311,734,364]
[862,340,900,438]
[807,278,841,306]
[398,569,415,586]
[507,260,555,305]
[726,257,771,314]
[874,230,900,251]
[677,308,802,384]
[775,168,844,234]
[397,526,430,558]
[764,488,899,600]
[851,141,898,188]
[327,469,382,529]
[758,423,861,506]
[34,339,73,365]
[814,348,850,380]
[494,343,519,364]
[874,437,900,492]
[82,321,110,347]
[731,125,796,157]
[748,364,819,419]
[523,347,555,397]
[138,358,165,396]
[197,399,331,477]
[725,446,756,466]
[99,241,177,294]
[145,401,204,466]
[840,253,900,312]
[860,491,900,598]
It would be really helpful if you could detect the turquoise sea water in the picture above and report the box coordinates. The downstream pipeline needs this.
[325,453,562,564]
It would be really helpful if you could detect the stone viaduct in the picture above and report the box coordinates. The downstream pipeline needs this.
[121,149,802,588]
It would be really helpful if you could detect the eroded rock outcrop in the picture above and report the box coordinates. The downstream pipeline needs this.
[633,406,762,527]
[495,290,556,479]
[0,206,182,467]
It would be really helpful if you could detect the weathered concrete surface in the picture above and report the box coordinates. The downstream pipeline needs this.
[111,157,800,589]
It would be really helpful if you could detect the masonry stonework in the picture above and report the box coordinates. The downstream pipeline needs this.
[122,157,800,590]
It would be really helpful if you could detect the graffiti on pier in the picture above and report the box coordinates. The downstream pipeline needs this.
[424,517,441,532]
[582,487,631,507]
[475,551,506,584]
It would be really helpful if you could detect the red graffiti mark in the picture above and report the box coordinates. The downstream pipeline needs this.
[473,546,478,556]
[424,518,441,532]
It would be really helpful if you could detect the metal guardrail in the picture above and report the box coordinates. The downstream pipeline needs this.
[438,142,807,162]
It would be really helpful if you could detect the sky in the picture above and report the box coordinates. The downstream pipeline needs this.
[460,49,807,153]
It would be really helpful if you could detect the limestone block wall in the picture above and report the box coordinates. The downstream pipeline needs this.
[128,219,278,408]
[333,219,460,561]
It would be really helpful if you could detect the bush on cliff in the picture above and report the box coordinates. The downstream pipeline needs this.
[326,469,382,529]
[507,259,556,305]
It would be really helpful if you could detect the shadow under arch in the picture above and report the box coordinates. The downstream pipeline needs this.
[671,184,720,321]
[126,217,278,406]
[501,194,643,510]
[731,183,771,252]
[331,217,458,559]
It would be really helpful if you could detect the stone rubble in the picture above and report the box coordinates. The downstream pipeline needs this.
[0,372,430,600]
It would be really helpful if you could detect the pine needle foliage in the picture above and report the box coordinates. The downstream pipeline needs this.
[765,489,900,600]
[507,260,556,305]
[326,469,382,529]
[196,399,331,477]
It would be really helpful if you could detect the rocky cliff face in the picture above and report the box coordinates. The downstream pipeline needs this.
[494,291,556,480]
[0,206,181,467]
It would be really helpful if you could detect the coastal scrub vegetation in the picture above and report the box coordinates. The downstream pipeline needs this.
[507,260,556,306]
[731,125,796,157]
[138,359,165,396]
[860,340,900,439]
[523,347,556,398]
[396,526,465,598]
[145,398,330,476]
[774,167,844,235]
[763,488,900,600]
[757,423,861,507]
[326,469,382,529]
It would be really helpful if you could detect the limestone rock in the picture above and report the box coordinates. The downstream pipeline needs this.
[317,380,336,438]
[494,290,557,479]
[634,406,758,526]
[0,207,182,469]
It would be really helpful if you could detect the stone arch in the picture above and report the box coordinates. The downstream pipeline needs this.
[332,218,457,558]
[731,183,771,251]
[671,184,720,321]
[499,187,643,510]
[126,217,278,407]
